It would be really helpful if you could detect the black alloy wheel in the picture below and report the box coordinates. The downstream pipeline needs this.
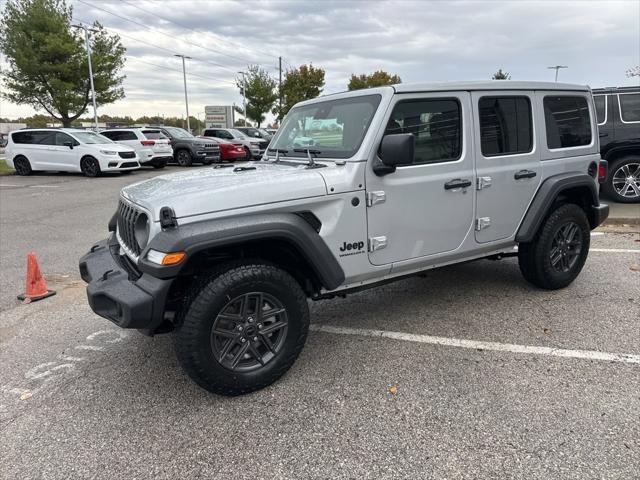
[211,292,288,372]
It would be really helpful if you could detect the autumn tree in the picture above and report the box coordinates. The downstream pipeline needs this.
[274,64,325,121]
[347,70,402,90]
[0,0,126,127]
[492,69,511,80]
[237,65,277,127]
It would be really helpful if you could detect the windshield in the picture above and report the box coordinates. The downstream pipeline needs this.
[164,127,193,138]
[229,129,248,138]
[269,94,381,159]
[73,132,114,144]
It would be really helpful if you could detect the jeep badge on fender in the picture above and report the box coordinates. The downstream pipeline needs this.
[79,81,608,396]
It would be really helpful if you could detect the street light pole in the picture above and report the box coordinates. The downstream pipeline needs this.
[547,65,568,82]
[238,71,247,127]
[72,24,99,130]
[175,54,192,132]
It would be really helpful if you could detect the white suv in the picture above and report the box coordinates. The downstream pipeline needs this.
[101,128,173,169]
[6,128,140,177]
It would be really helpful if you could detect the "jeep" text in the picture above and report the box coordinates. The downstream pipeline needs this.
[340,241,365,252]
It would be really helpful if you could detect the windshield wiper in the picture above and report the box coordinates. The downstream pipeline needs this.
[267,148,288,162]
[293,148,322,168]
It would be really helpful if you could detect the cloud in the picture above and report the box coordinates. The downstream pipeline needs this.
[2,0,638,120]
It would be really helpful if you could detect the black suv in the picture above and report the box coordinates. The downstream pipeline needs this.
[150,126,220,166]
[593,86,640,203]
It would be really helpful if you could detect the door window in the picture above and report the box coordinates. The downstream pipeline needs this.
[479,96,532,156]
[385,99,461,164]
[543,96,592,149]
[54,132,74,146]
[618,93,640,122]
[593,95,607,125]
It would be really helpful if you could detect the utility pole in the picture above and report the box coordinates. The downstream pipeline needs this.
[547,65,568,82]
[278,56,282,123]
[175,54,192,131]
[72,24,100,130]
[238,71,247,126]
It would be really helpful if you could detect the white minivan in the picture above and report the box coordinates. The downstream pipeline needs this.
[100,128,173,168]
[5,128,140,177]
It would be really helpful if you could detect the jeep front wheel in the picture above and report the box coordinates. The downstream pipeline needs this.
[175,149,193,167]
[173,263,309,396]
[518,203,590,290]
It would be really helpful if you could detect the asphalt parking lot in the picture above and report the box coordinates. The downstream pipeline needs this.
[1,168,639,479]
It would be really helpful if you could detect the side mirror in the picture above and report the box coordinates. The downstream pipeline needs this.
[374,133,414,175]
[63,141,74,149]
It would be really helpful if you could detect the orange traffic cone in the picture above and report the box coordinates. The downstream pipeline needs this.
[17,252,56,302]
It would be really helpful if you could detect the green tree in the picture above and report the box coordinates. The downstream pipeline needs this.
[347,70,401,90]
[237,65,277,127]
[274,64,325,121]
[492,69,511,80]
[0,0,126,127]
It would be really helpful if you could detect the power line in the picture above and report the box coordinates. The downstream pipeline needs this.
[75,0,272,72]
[118,0,281,63]
[127,57,235,85]
[73,15,238,85]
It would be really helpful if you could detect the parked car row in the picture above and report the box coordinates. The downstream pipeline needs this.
[3,125,273,177]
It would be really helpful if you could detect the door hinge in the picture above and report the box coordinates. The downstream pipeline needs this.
[368,236,387,252]
[475,217,491,231]
[366,191,386,207]
[476,176,492,190]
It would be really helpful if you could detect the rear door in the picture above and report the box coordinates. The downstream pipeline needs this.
[365,92,475,266]
[472,91,540,243]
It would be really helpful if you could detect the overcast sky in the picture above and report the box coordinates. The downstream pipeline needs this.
[1,0,639,122]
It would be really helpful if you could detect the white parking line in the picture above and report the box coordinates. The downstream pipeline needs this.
[29,185,59,188]
[590,248,640,253]
[311,325,640,365]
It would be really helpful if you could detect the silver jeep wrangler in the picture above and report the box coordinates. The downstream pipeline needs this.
[80,81,609,395]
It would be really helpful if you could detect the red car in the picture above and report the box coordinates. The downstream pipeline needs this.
[199,137,247,162]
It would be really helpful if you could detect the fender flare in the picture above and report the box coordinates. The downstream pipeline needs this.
[138,213,345,290]
[516,173,600,243]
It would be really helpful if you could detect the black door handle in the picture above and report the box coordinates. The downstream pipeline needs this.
[599,132,609,138]
[444,178,472,190]
[514,169,537,180]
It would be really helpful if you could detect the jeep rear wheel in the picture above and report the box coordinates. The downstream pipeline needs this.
[602,156,640,203]
[175,149,193,167]
[518,203,590,290]
[173,263,309,396]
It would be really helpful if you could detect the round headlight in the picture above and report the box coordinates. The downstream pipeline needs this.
[134,213,150,250]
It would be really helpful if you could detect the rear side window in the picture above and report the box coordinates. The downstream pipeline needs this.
[104,131,137,141]
[142,130,166,139]
[543,96,592,149]
[593,95,607,124]
[479,96,532,156]
[385,98,461,164]
[11,130,55,145]
[619,93,640,122]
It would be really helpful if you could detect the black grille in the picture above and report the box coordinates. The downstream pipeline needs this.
[117,200,142,256]
[118,151,136,159]
[120,162,138,168]
[258,140,269,150]
[202,143,219,150]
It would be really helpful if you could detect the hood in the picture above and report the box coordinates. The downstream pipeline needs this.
[121,162,328,220]
[95,143,135,152]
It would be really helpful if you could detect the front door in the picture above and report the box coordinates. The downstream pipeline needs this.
[366,92,475,266]
[471,91,541,243]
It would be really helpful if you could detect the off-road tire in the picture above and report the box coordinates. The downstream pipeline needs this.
[173,262,310,396]
[518,203,590,290]
[175,149,193,167]
[243,147,252,161]
[80,156,101,177]
[602,155,640,204]
[13,156,32,176]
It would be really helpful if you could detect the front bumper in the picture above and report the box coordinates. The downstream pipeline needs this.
[79,234,172,330]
